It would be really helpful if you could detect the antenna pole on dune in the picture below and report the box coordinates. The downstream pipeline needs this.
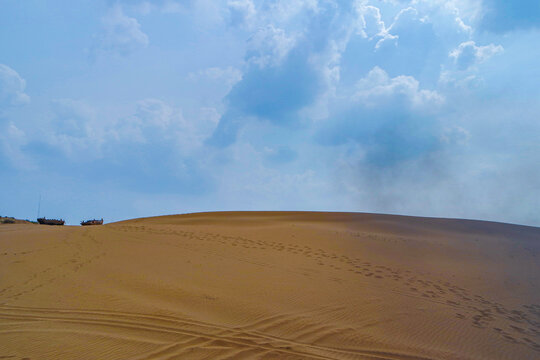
[37,193,41,219]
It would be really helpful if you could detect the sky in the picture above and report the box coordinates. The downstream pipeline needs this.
[1,0,539,226]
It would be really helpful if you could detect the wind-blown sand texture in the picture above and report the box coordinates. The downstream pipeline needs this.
[1,211,539,359]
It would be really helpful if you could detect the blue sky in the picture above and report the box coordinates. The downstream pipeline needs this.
[1,0,539,226]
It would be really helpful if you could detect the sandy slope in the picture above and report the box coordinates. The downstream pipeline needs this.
[0,212,539,360]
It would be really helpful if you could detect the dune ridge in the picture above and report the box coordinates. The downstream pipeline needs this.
[1,211,539,359]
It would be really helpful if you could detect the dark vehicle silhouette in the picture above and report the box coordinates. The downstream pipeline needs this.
[80,219,103,226]
[37,218,65,225]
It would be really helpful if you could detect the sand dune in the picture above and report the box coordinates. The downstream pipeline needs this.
[0,211,539,359]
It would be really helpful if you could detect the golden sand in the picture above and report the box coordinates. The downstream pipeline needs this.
[1,211,539,359]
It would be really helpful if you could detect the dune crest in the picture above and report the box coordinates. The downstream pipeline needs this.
[1,212,539,359]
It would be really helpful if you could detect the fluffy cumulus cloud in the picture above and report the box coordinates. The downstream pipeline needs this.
[354,66,444,108]
[207,0,351,147]
[355,1,398,49]
[93,5,149,56]
[0,64,30,109]
[341,3,460,88]
[14,96,217,196]
[135,98,176,129]
[450,41,503,70]
[43,97,215,159]
[319,66,444,167]
[245,25,297,68]
[189,66,242,87]
[120,98,217,153]
[50,99,96,138]
[0,122,31,169]
[20,99,104,162]
[0,65,31,169]
[99,99,216,194]
[1,99,97,171]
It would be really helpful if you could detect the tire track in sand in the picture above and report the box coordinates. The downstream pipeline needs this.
[0,305,439,360]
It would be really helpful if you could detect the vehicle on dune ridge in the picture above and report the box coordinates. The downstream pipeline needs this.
[37,218,65,225]
[81,218,103,226]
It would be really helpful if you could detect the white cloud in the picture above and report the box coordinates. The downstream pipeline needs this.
[43,99,105,159]
[25,98,218,160]
[50,99,96,137]
[0,64,30,108]
[135,98,176,129]
[354,66,444,108]
[390,6,421,28]
[0,122,33,169]
[264,0,319,25]
[440,125,471,145]
[450,41,503,70]
[188,66,242,88]
[95,5,149,56]
[404,0,476,33]
[438,68,486,93]
[246,25,296,67]
[354,1,397,48]
[113,99,180,144]
[118,99,217,154]
[444,2,473,33]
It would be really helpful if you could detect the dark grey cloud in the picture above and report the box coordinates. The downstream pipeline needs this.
[208,45,321,147]
[208,45,323,147]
